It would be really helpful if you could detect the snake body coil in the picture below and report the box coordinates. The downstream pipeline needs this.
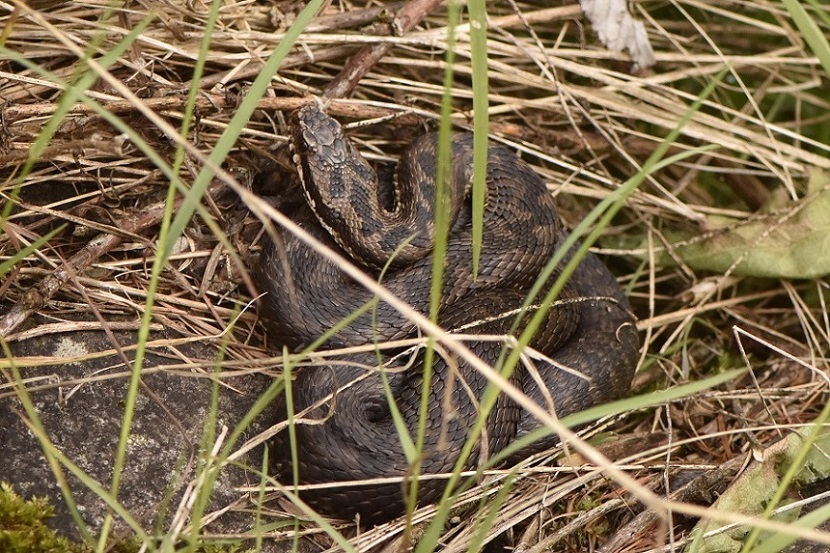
[257,104,639,523]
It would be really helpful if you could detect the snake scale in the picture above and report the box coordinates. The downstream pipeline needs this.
[256,103,639,523]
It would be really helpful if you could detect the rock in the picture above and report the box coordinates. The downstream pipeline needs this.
[0,311,284,547]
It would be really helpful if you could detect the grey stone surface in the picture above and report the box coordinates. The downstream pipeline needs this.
[0,311,285,547]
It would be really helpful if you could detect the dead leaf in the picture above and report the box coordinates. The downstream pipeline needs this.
[686,427,830,552]
[580,0,656,70]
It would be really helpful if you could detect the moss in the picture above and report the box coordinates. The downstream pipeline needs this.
[0,482,90,553]
[0,483,259,552]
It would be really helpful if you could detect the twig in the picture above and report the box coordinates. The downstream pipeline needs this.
[0,138,124,166]
[322,0,444,99]
[305,2,406,33]
[2,96,422,129]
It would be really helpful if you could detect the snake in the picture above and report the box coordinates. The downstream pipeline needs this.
[256,102,639,524]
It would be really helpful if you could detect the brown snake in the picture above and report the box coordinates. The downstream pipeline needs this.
[256,103,639,523]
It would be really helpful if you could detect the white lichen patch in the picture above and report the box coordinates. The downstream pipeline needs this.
[51,336,89,364]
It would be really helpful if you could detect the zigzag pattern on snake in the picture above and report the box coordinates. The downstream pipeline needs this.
[256,103,639,523]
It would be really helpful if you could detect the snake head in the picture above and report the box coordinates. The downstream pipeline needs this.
[293,103,336,149]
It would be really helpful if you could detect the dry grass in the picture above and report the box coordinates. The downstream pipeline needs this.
[2,0,830,551]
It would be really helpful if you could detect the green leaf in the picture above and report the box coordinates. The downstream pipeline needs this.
[621,169,830,279]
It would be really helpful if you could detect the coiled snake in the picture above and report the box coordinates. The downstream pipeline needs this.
[257,103,639,523]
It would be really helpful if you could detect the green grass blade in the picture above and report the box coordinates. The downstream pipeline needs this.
[782,0,830,78]
[469,0,489,278]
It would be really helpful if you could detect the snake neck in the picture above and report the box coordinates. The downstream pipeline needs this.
[291,104,473,269]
